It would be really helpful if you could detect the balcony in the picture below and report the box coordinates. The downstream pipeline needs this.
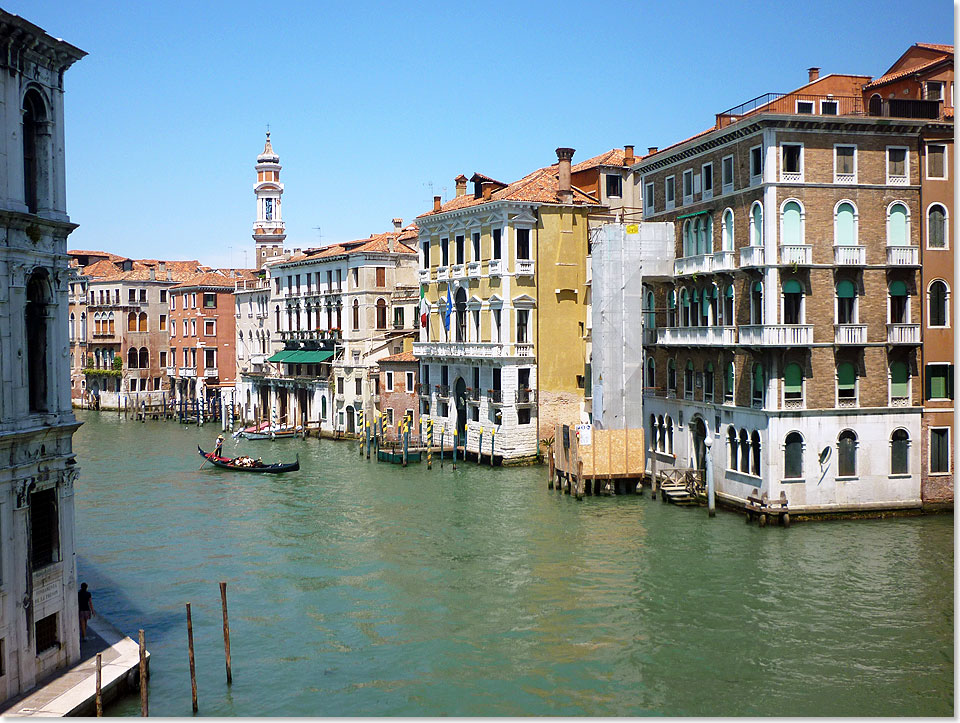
[837,396,858,409]
[657,326,737,346]
[834,172,856,184]
[585,257,592,285]
[886,245,919,266]
[516,259,535,277]
[466,387,480,404]
[165,366,176,376]
[780,244,812,265]
[418,268,431,284]
[436,266,450,281]
[487,389,504,405]
[674,254,713,276]
[179,367,196,378]
[834,245,865,265]
[413,341,534,359]
[887,323,920,344]
[739,324,813,346]
[834,324,867,345]
[466,261,481,278]
[890,395,910,408]
[488,258,503,276]
[712,250,736,272]
[642,328,658,345]
[450,264,466,280]
[435,384,450,398]
[515,388,537,406]
[203,367,219,378]
[516,343,534,357]
[740,246,765,267]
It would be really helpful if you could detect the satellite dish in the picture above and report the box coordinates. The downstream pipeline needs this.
[819,447,832,466]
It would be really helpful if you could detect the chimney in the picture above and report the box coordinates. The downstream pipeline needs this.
[482,182,494,200]
[454,174,468,197]
[647,146,658,155]
[556,147,575,203]
[808,67,820,83]
[433,195,442,212]
[388,236,396,253]
[166,269,172,281]
[149,267,155,281]
[158,261,166,273]
[624,145,635,165]
[392,217,403,232]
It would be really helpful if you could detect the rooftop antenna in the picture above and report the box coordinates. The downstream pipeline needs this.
[313,226,324,245]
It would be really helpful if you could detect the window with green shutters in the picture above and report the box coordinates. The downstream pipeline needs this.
[926,364,953,400]
[837,362,857,403]
[704,362,714,401]
[680,289,690,326]
[752,364,765,406]
[751,281,763,324]
[750,203,763,246]
[684,360,694,399]
[835,202,856,245]
[667,290,676,326]
[888,280,908,324]
[781,201,803,245]
[927,204,946,248]
[667,359,676,393]
[837,279,857,323]
[890,361,909,400]
[928,280,948,327]
[887,203,908,246]
[724,362,734,403]
[783,279,803,324]
[784,363,803,404]
[930,428,950,473]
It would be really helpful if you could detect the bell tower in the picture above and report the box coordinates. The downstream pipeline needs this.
[253,131,286,269]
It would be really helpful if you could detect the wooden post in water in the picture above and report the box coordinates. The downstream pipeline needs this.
[452,429,457,470]
[186,603,198,712]
[365,421,371,459]
[220,582,233,684]
[439,425,445,468]
[139,628,148,716]
[490,428,495,467]
[477,427,483,466]
[426,420,433,470]
[548,437,555,489]
[96,652,103,717]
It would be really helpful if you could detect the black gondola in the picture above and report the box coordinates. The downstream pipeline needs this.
[198,445,299,473]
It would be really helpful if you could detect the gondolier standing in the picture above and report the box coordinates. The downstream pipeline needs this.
[215,434,225,457]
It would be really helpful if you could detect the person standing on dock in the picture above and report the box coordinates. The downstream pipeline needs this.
[78,582,95,642]
[215,434,225,457]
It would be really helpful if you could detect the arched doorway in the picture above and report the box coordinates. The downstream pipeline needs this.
[454,377,467,442]
[278,388,288,422]
[345,405,356,434]
[691,417,707,471]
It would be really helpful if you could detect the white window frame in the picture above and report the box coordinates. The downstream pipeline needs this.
[926,279,950,328]
[925,202,949,250]
[833,144,857,183]
[925,81,944,101]
[406,371,414,391]
[888,363,912,407]
[721,208,735,251]
[926,363,952,400]
[385,371,394,391]
[682,169,694,205]
[721,155,734,194]
[929,426,951,475]
[749,144,763,185]
[795,99,814,114]
[779,197,806,248]
[779,142,804,182]
[701,162,713,201]
[203,319,216,337]
[819,98,839,115]
[644,181,655,214]
[834,279,860,325]
[886,146,910,185]
[833,199,859,247]
[925,143,948,180]
[664,176,675,211]
[886,200,912,247]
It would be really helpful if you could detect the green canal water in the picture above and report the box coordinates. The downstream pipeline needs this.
[71,410,953,716]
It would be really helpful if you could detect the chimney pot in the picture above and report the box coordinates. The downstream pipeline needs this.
[388,236,395,253]
[647,146,658,155]
[808,67,820,82]
[454,174,468,197]
[624,145,635,165]
[149,267,155,280]
[556,147,575,203]
[482,182,494,201]
[433,195,442,212]
[392,217,403,232]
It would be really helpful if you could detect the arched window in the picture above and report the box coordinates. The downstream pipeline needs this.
[835,201,857,246]
[94,312,101,336]
[784,431,804,479]
[722,209,734,251]
[752,363,765,407]
[94,348,101,369]
[739,429,750,473]
[703,215,713,255]
[682,220,693,257]
[869,93,882,115]
[138,312,147,331]
[26,270,49,411]
[780,200,803,245]
[649,414,657,451]
[22,89,46,214]
[644,290,656,329]
[81,312,87,338]
[837,362,857,405]
[377,297,388,331]
[888,280,909,324]
[321,395,328,420]
[784,362,803,406]
[751,430,761,476]
[887,202,909,246]
[665,416,674,454]
[691,288,701,327]
[138,347,149,369]
[837,279,857,324]
[127,347,138,369]
[927,204,947,249]
[838,429,858,477]
[667,289,677,326]
[750,281,763,324]
[646,358,655,388]
[727,426,738,470]
[108,312,114,334]
[890,429,909,475]
[890,360,909,403]
[704,362,714,401]
[724,361,734,403]
[128,311,137,331]
[928,280,948,327]
[750,203,763,246]
[352,299,360,331]
[657,415,665,452]
[684,360,694,398]
[782,278,803,324]
[69,312,75,341]
[722,284,734,325]
[667,358,677,393]
[680,288,690,326]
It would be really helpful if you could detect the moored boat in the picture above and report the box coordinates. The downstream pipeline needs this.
[198,445,299,473]
[234,422,303,440]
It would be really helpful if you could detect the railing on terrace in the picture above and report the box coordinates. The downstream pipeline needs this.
[716,93,865,127]
[712,250,736,271]
[657,326,737,346]
[674,254,713,276]
[466,387,480,402]
[516,388,536,405]
[487,389,503,405]
[435,384,450,398]
[869,98,942,120]
[740,246,765,267]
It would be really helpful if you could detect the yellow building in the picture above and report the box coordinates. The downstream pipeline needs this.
[413,147,626,462]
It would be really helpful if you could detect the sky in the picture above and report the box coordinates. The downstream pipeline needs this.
[8,0,955,269]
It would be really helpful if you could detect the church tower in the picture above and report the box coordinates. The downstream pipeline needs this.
[253,131,286,269]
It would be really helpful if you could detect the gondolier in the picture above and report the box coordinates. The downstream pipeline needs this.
[215,434,225,456]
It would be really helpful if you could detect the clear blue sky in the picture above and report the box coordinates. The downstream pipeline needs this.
[8,0,954,268]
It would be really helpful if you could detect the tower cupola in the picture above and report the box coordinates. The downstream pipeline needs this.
[253,131,286,269]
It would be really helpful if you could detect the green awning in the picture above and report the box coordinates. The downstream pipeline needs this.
[676,210,710,220]
[837,280,856,298]
[267,350,297,362]
[286,350,334,363]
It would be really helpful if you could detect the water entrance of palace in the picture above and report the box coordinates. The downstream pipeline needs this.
[71,411,953,716]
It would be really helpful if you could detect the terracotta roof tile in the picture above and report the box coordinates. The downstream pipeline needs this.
[170,272,235,290]
[864,53,953,89]
[68,249,128,263]
[378,350,417,364]
[571,148,627,172]
[281,225,419,265]
[915,42,954,53]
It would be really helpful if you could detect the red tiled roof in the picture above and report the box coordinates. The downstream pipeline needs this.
[916,42,954,53]
[378,350,417,364]
[281,225,419,265]
[418,165,600,218]
[170,272,235,290]
[68,249,128,263]
[571,148,628,172]
[864,53,953,89]
[81,259,123,278]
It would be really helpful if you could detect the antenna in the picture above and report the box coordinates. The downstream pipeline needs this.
[312,226,324,244]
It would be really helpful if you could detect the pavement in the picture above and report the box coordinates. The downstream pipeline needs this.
[1,614,147,717]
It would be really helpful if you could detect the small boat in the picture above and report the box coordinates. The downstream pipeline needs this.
[233,422,304,440]
[198,446,299,473]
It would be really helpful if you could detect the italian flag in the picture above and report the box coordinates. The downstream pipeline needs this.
[420,284,428,328]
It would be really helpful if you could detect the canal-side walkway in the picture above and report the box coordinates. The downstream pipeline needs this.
[1,615,146,717]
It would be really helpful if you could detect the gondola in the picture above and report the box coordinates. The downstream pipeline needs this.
[198,445,299,473]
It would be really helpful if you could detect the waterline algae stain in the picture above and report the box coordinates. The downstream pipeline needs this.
[72,411,953,716]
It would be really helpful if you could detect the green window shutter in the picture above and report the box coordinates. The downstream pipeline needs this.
[951,365,955,400]
[783,279,803,294]
[726,363,734,389]
[752,206,763,245]
[838,362,856,390]
[753,281,763,293]
[725,285,734,299]
[836,203,856,245]
[782,201,802,244]
[837,280,856,298]
[784,363,803,394]
[890,362,909,397]
[888,204,907,245]
[889,280,907,297]
[686,360,694,371]
[706,362,714,373]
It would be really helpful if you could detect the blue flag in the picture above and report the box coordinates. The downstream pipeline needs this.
[443,283,452,333]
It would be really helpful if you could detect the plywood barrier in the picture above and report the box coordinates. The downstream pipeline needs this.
[553,423,645,479]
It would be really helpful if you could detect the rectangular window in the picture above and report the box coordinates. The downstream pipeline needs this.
[605,174,622,198]
[492,229,502,259]
[337,377,344,394]
[128,288,136,303]
[30,488,59,570]
[721,155,734,192]
[518,408,531,425]
[376,267,385,287]
[441,238,449,266]
[820,99,838,115]
[191,319,197,336]
[406,371,414,391]
[203,293,216,309]
[472,232,480,260]
[702,163,713,196]
[926,364,954,400]
[750,145,763,180]
[516,229,530,260]
[796,100,814,114]
[835,145,856,178]
[139,288,147,303]
[682,169,693,202]
[275,278,281,295]
[385,371,394,391]
[925,81,944,101]
[159,314,167,331]
[159,289,167,303]
[887,147,908,181]
[204,348,216,368]
[421,240,430,267]
[664,176,675,209]
[930,428,950,473]
[455,235,465,265]
[204,320,215,336]
[355,377,362,395]
[644,181,655,213]
[927,144,946,179]
[35,613,58,654]
[782,144,802,176]
[295,274,300,293]
[159,351,167,367]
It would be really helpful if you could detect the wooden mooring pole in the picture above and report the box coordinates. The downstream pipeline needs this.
[220,582,233,684]
[186,603,198,712]
[95,652,103,717]
[426,420,433,469]
[139,628,148,716]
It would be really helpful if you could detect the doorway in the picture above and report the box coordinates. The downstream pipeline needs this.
[454,377,467,442]
[691,417,707,471]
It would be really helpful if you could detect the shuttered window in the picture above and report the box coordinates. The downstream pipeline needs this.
[890,361,909,398]
[781,201,802,244]
[837,362,857,399]
[836,202,856,245]
[784,363,803,400]
[888,203,908,245]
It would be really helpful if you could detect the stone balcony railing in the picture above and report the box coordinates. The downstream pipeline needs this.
[516,259,535,276]
[642,328,658,345]
[887,323,920,344]
[436,266,450,281]
[466,261,481,278]
[834,245,865,265]
[179,367,196,378]
[487,389,504,405]
[418,268,430,284]
[515,388,537,405]
[712,250,736,272]
[834,172,856,184]
[886,245,919,266]
[435,384,450,398]
[488,258,503,276]
[203,367,218,378]
[739,324,813,346]
[657,326,737,346]
[450,264,466,280]
[165,366,176,376]
[740,246,765,267]
[413,341,535,359]
[779,244,812,265]
[674,254,713,276]
[834,324,867,345]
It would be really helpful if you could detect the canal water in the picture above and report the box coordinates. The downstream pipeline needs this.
[71,410,953,716]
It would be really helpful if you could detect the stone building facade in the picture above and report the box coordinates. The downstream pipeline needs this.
[0,9,85,702]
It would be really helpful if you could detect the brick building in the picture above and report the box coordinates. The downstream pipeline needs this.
[376,350,419,435]
[635,49,952,514]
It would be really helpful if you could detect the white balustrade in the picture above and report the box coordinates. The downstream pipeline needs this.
[739,246,765,267]
[712,250,736,271]
[834,324,866,345]
[739,324,813,346]
[516,259,535,276]
[657,326,737,345]
[466,261,481,278]
[436,266,450,281]
[488,259,502,276]
[779,244,812,265]
[418,268,431,284]
[887,323,920,344]
[674,254,713,276]
[451,264,466,279]
[834,245,865,265]
[886,245,918,265]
